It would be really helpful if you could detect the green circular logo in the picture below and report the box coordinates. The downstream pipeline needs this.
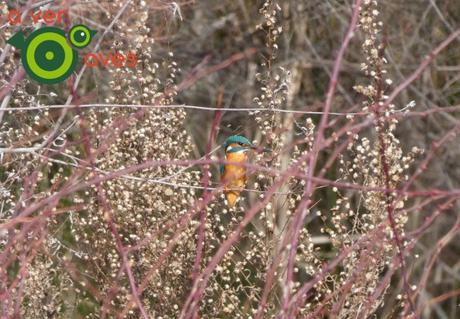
[69,25,94,49]
[22,27,77,84]
[6,25,96,85]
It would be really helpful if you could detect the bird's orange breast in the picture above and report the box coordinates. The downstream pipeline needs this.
[221,152,248,183]
[221,151,248,207]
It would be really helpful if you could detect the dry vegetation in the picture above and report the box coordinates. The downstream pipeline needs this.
[1,0,460,318]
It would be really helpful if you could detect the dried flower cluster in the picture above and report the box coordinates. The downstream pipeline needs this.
[324,1,422,317]
[1,1,201,317]
[3,0,459,318]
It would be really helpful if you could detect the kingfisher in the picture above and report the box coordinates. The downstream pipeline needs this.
[220,135,256,208]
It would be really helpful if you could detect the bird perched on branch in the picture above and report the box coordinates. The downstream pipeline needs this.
[220,135,255,208]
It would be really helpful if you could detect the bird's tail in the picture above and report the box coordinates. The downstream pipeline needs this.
[226,191,240,208]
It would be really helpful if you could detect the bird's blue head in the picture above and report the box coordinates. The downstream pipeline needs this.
[223,135,254,154]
